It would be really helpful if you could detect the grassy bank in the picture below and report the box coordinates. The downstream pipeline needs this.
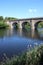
[0,44,43,65]
[0,21,9,29]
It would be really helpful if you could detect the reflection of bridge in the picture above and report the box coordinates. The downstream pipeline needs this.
[6,17,43,31]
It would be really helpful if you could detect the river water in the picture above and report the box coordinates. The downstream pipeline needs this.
[0,28,43,61]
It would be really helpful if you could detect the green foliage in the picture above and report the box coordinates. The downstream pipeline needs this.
[38,22,43,28]
[5,17,17,20]
[0,16,17,29]
[25,23,30,28]
[0,16,17,22]
[0,16,3,21]
[0,45,43,65]
[0,21,9,28]
[23,23,31,31]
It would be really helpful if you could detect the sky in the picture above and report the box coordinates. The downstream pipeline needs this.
[0,0,43,18]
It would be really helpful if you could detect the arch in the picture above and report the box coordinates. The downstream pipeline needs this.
[12,22,18,29]
[35,21,43,30]
[22,22,31,30]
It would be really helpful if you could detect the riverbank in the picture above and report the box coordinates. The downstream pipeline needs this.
[0,21,9,29]
[0,44,43,65]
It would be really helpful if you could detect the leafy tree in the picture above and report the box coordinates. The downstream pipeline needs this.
[5,17,17,20]
[0,16,3,21]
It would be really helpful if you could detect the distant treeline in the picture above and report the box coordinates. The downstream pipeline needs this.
[0,16,17,21]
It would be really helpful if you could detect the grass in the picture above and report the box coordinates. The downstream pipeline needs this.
[0,44,43,65]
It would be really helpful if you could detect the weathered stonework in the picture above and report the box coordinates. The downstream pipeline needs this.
[6,17,43,31]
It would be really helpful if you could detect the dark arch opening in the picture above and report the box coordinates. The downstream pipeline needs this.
[12,22,18,29]
[22,22,31,31]
[35,21,43,31]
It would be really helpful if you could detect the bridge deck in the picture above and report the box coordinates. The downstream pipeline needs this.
[9,17,43,22]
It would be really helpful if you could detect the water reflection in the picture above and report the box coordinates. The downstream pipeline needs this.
[0,28,43,39]
[37,28,43,38]
[0,28,43,61]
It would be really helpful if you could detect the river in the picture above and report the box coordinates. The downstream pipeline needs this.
[0,28,43,61]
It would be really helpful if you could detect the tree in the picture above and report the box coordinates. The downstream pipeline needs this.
[5,17,17,20]
[0,16,3,21]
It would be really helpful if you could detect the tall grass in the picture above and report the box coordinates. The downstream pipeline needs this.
[0,44,43,65]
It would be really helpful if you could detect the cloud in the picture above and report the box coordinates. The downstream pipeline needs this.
[29,9,33,13]
[33,9,37,12]
[28,9,37,13]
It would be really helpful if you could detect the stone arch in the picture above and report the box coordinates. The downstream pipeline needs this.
[12,22,18,29]
[22,21,31,29]
[35,21,43,30]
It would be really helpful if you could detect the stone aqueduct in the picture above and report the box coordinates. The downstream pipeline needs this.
[6,17,43,31]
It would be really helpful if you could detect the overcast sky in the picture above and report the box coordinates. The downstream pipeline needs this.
[0,0,43,18]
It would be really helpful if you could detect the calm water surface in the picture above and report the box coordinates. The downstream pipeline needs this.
[0,28,43,61]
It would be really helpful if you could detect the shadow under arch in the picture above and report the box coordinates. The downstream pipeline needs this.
[22,22,31,30]
[12,22,18,29]
[35,21,43,31]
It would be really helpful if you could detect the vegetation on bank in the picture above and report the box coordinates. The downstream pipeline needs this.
[0,44,43,65]
[24,23,31,30]
[22,23,31,31]
[0,16,17,29]
[38,22,43,28]
[0,21,9,29]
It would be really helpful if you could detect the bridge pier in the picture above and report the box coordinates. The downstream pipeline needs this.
[9,22,14,28]
[18,21,22,29]
[30,20,35,32]
[6,21,14,28]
